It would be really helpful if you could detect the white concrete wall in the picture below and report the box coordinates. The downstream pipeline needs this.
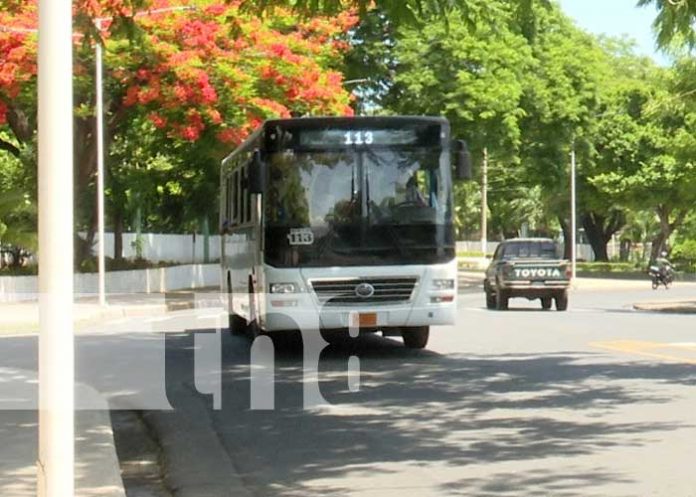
[80,232,221,263]
[0,275,38,301]
[0,264,220,303]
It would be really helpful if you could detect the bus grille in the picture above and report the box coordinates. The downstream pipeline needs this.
[310,277,418,306]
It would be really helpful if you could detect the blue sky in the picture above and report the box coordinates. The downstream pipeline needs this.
[557,0,669,64]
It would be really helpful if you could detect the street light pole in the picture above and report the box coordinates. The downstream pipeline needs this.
[570,144,577,280]
[92,6,196,296]
[481,147,488,257]
[95,19,106,306]
[37,0,74,495]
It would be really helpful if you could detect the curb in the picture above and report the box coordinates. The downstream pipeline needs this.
[633,302,696,314]
[144,385,252,497]
[0,296,212,335]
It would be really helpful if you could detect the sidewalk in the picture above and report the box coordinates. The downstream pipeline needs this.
[0,378,126,497]
[0,288,220,334]
[0,290,220,496]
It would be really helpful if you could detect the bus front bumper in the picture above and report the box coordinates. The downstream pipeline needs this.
[261,300,457,332]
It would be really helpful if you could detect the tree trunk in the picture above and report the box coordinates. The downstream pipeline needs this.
[651,205,687,260]
[582,211,625,262]
[619,239,631,262]
[72,115,99,268]
[114,209,124,262]
[558,217,572,260]
[582,215,608,262]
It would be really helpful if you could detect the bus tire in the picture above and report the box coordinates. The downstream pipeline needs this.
[227,274,247,335]
[401,326,429,349]
[247,278,262,339]
[229,313,247,336]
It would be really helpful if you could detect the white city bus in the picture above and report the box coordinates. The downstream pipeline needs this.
[220,116,470,349]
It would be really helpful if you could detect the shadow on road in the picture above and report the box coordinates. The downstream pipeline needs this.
[150,330,696,497]
[2,322,694,496]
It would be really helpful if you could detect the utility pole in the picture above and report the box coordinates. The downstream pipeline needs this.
[570,144,577,280]
[95,18,106,306]
[481,147,488,257]
[37,0,74,495]
[91,6,197,304]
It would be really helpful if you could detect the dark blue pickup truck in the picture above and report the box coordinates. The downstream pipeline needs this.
[483,238,571,311]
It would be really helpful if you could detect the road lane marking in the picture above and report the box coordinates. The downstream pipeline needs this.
[590,340,696,365]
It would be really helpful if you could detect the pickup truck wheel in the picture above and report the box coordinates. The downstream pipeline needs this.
[486,291,497,309]
[402,326,429,349]
[496,290,509,311]
[541,297,552,310]
[555,291,568,311]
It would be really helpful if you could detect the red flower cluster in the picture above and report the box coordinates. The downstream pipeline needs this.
[0,3,37,114]
[0,1,356,145]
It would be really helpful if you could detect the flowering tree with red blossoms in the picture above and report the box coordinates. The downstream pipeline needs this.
[0,0,356,153]
[0,0,356,259]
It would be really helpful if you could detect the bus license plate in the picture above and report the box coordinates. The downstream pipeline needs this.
[351,313,377,328]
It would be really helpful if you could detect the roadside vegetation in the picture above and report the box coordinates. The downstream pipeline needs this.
[0,0,694,271]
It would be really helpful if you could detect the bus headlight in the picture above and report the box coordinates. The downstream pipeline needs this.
[431,279,455,290]
[270,283,298,294]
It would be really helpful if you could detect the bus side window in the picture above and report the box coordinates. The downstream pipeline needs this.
[237,167,244,224]
[226,176,232,225]
[240,164,247,225]
[245,163,252,223]
[232,170,239,225]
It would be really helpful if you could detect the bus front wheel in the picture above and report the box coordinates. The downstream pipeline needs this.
[401,326,429,349]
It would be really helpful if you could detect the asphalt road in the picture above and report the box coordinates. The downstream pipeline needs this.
[110,283,696,497]
[3,282,696,496]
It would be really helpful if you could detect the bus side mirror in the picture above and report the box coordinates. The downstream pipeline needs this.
[248,150,266,194]
[454,140,472,180]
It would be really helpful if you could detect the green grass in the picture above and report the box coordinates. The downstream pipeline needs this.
[576,262,640,273]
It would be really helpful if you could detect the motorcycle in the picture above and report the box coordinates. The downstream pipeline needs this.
[648,265,673,290]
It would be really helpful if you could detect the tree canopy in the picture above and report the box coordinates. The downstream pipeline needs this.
[0,0,357,263]
[0,0,694,266]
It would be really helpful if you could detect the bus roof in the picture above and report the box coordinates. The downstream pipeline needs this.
[221,115,449,166]
[264,115,448,128]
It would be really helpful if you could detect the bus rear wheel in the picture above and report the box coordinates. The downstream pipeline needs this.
[401,326,429,349]
[227,275,247,335]
[229,313,247,336]
[246,278,263,340]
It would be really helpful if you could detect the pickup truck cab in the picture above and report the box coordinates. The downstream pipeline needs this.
[484,238,571,311]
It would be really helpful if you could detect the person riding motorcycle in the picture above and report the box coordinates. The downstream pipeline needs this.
[649,251,674,288]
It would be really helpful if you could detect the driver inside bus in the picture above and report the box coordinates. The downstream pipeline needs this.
[404,173,427,206]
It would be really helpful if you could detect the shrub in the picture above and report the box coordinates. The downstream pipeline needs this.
[671,240,696,260]
[576,262,641,273]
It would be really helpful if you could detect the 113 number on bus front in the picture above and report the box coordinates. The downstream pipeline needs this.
[344,131,374,146]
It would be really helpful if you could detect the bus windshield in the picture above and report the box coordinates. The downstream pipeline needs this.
[264,145,454,267]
